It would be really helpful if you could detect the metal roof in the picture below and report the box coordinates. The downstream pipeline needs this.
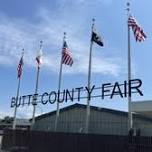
[35,103,152,122]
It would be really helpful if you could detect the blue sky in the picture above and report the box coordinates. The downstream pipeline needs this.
[0,0,151,118]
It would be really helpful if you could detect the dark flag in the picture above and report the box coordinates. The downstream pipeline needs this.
[36,43,43,67]
[62,40,73,66]
[91,30,104,46]
[128,15,147,42]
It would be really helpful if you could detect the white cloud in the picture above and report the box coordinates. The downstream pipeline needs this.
[0,6,123,76]
[16,106,41,119]
[0,109,12,119]
[0,106,43,119]
[0,56,14,66]
[56,0,113,6]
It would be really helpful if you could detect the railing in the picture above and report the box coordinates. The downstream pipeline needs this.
[2,129,152,152]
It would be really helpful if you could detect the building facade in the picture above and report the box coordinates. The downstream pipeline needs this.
[33,103,152,136]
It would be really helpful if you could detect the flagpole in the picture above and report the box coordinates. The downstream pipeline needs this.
[127,2,133,130]
[85,19,95,134]
[54,32,66,132]
[12,49,24,130]
[13,77,21,129]
[31,66,40,125]
[31,41,42,126]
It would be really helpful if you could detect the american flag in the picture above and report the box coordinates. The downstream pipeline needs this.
[62,41,73,66]
[17,56,24,78]
[128,16,147,42]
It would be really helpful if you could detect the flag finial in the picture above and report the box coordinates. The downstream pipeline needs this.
[92,18,95,30]
[92,18,95,22]
[22,48,24,56]
[126,2,130,14]
[63,32,66,40]
[92,18,95,25]
[40,40,43,49]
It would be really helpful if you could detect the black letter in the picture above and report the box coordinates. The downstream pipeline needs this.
[102,83,111,99]
[124,81,127,97]
[110,82,123,99]
[11,97,16,108]
[22,96,26,106]
[75,87,83,101]
[49,91,57,104]
[41,92,48,105]
[57,90,65,103]
[32,94,38,105]
[27,95,33,105]
[129,79,143,97]
[16,96,22,107]
[65,89,74,102]
[85,85,95,101]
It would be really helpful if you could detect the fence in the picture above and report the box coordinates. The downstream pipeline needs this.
[2,129,152,152]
